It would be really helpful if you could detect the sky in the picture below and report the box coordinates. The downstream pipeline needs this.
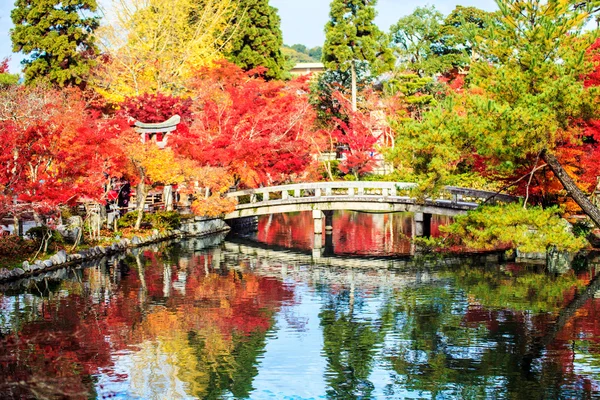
[0,0,498,74]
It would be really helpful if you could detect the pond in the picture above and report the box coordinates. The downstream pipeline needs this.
[1,211,600,399]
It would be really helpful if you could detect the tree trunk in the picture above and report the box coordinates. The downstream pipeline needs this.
[326,160,334,181]
[163,185,173,211]
[135,181,148,230]
[542,150,600,227]
[351,60,357,113]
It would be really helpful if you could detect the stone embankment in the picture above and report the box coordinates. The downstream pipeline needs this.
[0,217,230,284]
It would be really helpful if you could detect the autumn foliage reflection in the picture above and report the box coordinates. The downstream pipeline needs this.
[256,211,451,255]
[0,244,293,399]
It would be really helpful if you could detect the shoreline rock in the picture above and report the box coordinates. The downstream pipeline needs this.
[0,217,231,285]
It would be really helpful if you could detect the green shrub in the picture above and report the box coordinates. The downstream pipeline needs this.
[442,203,588,253]
[572,219,594,238]
[117,210,181,230]
[147,211,181,230]
[26,226,64,245]
[117,212,139,229]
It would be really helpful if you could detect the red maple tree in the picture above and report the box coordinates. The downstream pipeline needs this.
[0,86,124,219]
[172,60,319,188]
[325,92,382,179]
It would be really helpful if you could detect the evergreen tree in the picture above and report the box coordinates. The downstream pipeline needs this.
[322,0,393,111]
[390,5,492,77]
[11,0,99,86]
[391,0,600,226]
[226,0,286,80]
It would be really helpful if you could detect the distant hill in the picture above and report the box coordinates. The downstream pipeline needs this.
[282,44,322,64]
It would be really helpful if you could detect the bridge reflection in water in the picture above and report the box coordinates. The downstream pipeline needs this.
[226,182,519,254]
[240,210,452,258]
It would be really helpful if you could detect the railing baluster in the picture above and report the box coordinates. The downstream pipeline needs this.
[226,182,519,217]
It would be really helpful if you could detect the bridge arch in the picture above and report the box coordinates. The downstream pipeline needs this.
[224,182,519,249]
[224,181,517,220]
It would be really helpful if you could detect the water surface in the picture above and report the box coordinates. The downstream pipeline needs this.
[1,213,600,399]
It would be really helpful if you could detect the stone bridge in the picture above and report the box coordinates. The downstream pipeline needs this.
[224,182,518,244]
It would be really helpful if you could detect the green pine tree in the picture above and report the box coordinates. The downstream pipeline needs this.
[322,0,393,111]
[226,0,287,80]
[11,0,99,86]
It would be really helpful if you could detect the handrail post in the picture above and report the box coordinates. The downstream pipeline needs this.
[282,190,289,200]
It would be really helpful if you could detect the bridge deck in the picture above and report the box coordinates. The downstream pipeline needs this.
[225,182,518,220]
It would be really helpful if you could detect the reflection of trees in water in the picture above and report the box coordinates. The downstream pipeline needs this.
[3,242,600,398]
[308,261,600,398]
[0,244,293,399]
[318,282,395,399]
[383,266,600,398]
[237,241,600,396]
[256,211,452,256]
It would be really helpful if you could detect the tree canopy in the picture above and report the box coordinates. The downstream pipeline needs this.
[94,0,233,100]
[323,0,393,111]
[389,0,600,226]
[225,0,287,80]
[11,0,99,86]
[390,5,493,76]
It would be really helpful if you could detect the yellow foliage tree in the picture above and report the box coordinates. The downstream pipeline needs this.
[121,132,200,229]
[190,166,236,218]
[94,0,237,101]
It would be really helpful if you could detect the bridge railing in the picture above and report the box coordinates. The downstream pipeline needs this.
[226,182,517,207]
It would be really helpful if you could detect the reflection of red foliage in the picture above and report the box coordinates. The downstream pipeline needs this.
[462,272,600,393]
[256,211,451,256]
[0,247,293,397]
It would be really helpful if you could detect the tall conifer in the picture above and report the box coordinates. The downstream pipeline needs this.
[226,0,286,80]
[322,0,392,111]
[11,0,99,86]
